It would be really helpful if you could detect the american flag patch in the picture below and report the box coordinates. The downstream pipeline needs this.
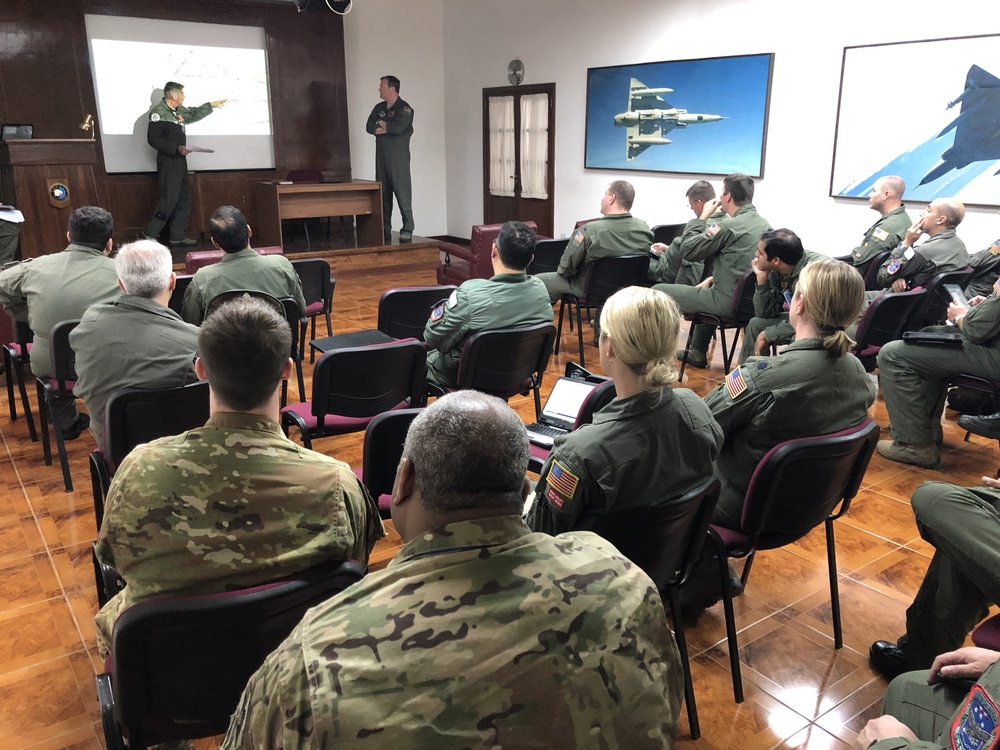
[705,223,721,238]
[726,367,748,399]
[993,278,1000,297]
[546,460,579,505]
[573,230,585,244]
[991,239,1000,256]
[872,227,889,241]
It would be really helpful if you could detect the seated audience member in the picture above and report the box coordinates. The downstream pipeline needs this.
[739,227,824,363]
[964,235,1000,299]
[536,180,654,304]
[655,173,771,369]
[647,180,721,285]
[524,286,722,535]
[704,257,876,528]
[857,646,1000,749]
[180,205,307,323]
[870,476,1000,679]
[94,296,383,654]
[424,220,552,388]
[840,175,912,279]
[0,205,119,436]
[221,391,683,749]
[70,239,199,450]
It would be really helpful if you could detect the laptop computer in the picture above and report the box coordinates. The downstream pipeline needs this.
[525,376,598,448]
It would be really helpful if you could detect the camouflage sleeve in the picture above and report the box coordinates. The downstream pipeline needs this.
[344,475,385,564]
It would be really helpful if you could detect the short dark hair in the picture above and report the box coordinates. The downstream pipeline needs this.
[68,206,114,249]
[210,205,250,254]
[608,180,635,210]
[381,75,400,94]
[686,180,716,204]
[723,174,755,205]
[759,228,804,266]
[198,297,290,411]
[495,221,536,270]
[163,81,184,98]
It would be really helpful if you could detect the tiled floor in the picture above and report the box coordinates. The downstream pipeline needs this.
[0,246,996,749]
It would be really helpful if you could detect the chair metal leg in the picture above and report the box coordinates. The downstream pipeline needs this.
[709,530,744,702]
[678,323,696,381]
[309,316,317,363]
[575,303,585,368]
[826,518,843,648]
[723,327,743,372]
[38,381,53,466]
[280,380,288,409]
[740,550,756,588]
[554,301,567,355]
[668,586,700,739]
[49,393,74,492]
[4,349,15,421]
[295,360,306,404]
[18,371,37,441]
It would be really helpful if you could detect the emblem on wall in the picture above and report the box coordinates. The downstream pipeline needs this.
[47,180,70,209]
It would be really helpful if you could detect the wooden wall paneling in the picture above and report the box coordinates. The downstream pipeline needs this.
[103,174,160,240]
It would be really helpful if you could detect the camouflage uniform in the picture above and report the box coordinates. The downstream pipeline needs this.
[70,295,200,450]
[424,272,553,388]
[221,516,683,749]
[536,213,654,302]
[180,248,307,323]
[525,386,723,535]
[94,412,384,654]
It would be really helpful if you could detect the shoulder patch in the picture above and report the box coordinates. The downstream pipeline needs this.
[886,258,902,275]
[726,367,748,399]
[430,301,445,321]
[446,290,459,309]
[150,113,160,122]
[872,227,889,241]
[545,459,580,509]
[990,239,1000,256]
[573,230,585,245]
[950,684,999,750]
[705,222,721,238]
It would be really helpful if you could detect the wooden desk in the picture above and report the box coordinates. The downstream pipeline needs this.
[253,180,383,249]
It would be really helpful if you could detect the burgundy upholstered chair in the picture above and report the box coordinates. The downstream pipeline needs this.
[436,221,539,285]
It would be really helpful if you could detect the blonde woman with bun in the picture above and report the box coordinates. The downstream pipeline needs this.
[525,286,723,535]
[704,257,876,529]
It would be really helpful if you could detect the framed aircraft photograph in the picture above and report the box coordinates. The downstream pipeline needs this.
[583,53,774,177]
[831,34,1000,208]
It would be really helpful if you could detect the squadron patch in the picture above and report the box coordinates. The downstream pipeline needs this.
[573,230,585,245]
[430,301,445,321]
[545,460,579,509]
[725,367,748,399]
[886,258,902,275]
[950,685,999,750]
[990,239,1000,256]
[872,227,889,241]
[150,113,160,122]
[705,223,721,238]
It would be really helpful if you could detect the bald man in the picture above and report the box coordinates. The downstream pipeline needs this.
[844,176,912,287]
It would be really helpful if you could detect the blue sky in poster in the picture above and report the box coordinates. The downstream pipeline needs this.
[584,54,772,176]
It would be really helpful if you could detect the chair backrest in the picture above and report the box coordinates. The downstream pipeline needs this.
[286,168,324,182]
[311,338,426,422]
[853,288,927,352]
[573,379,617,429]
[290,258,334,313]
[184,246,283,274]
[729,269,759,322]
[651,223,686,246]
[527,238,569,276]
[108,559,364,749]
[580,254,651,306]
[915,266,974,327]
[361,408,423,499]
[455,322,557,399]
[168,274,193,317]
[377,286,457,341]
[48,319,81,391]
[576,476,722,592]
[861,250,891,291]
[736,418,879,548]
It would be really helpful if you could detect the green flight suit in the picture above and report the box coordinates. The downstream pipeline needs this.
[849,205,912,284]
[536,213,654,303]
[424,272,552,388]
[0,217,21,265]
[704,338,876,524]
[873,659,1000,749]
[874,230,969,292]
[180,248,307,324]
[524,385,723,536]
[877,291,1000,447]
[366,96,414,239]
[0,243,119,428]
[739,250,825,363]
[655,203,771,354]
[965,239,1000,298]
[144,98,216,243]
[647,211,725,285]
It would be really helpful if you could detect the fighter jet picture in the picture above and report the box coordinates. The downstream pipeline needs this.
[613,77,726,161]
[919,64,1000,186]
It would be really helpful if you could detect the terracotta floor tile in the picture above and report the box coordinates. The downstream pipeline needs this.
[778,722,855,749]
[841,489,920,545]
[850,549,932,604]
[0,554,64,613]
[0,513,46,565]
[37,509,97,552]
[785,521,897,576]
[0,656,93,746]
[0,599,83,673]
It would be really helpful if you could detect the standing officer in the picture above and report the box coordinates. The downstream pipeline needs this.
[366,75,414,243]
[143,81,226,246]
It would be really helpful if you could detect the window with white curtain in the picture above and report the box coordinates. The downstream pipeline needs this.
[519,93,549,200]
[488,96,515,197]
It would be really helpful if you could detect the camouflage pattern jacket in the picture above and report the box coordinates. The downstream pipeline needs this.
[94,412,384,654]
[221,516,683,749]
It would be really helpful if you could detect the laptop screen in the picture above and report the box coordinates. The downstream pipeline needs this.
[541,377,598,427]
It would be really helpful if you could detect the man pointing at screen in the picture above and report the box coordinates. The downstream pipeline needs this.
[143,81,226,247]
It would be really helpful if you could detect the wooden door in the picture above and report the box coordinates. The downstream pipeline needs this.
[482,83,555,238]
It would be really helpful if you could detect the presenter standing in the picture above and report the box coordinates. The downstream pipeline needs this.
[143,81,226,246]
[365,75,414,243]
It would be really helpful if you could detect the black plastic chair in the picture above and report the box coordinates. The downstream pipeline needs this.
[851,287,927,371]
[291,258,336,359]
[96,559,364,750]
[677,269,758,380]
[377,285,457,341]
[35,319,81,491]
[651,223,686,246]
[356,408,423,518]
[2,313,36,441]
[911,266,974,328]
[167,274,193,318]
[282,338,426,449]
[706,418,879,702]
[527,378,616,474]
[577,476,721,740]
[526,238,569,276]
[554,254,650,367]
[427,322,557,419]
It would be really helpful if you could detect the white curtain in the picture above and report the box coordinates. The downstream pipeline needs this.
[519,93,549,200]
[488,96,515,197]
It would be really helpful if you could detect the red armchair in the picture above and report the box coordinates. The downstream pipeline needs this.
[436,222,539,285]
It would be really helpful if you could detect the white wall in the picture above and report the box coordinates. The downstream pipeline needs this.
[351,0,998,251]
[344,0,448,236]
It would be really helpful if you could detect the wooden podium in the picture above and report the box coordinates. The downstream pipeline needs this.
[0,139,100,259]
